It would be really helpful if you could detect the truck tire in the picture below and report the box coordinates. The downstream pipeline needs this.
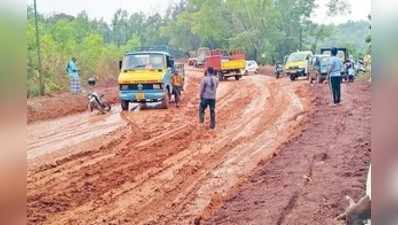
[160,91,169,109]
[121,100,129,111]
[290,74,296,81]
[235,75,241,80]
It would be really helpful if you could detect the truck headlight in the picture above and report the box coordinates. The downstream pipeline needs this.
[153,84,161,89]
[120,84,129,90]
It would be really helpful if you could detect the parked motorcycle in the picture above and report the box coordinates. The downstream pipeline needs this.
[87,77,111,114]
[88,92,111,114]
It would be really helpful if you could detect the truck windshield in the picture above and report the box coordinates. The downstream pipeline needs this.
[320,56,330,63]
[322,50,346,61]
[287,53,307,62]
[124,54,165,70]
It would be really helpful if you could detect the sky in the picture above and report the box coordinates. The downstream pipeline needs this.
[30,0,371,25]
[311,0,371,24]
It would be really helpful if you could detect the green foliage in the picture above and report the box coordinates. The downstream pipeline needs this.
[27,9,140,96]
[318,20,370,57]
[123,34,141,53]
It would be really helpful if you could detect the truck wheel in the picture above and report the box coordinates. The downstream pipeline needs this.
[121,100,129,111]
[160,91,169,109]
[290,74,296,81]
[235,75,241,80]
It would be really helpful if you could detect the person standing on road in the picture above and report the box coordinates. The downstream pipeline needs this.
[65,57,81,94]
[171,71,184,107]
[199,67,219,129]
[328,48,343,105]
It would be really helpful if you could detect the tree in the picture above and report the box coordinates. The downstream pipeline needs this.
[111,9,129,47]
[123,34,141,53]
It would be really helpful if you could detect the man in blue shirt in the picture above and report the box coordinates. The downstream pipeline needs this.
[199,67,219,129]
[65,57,81,94]
[328,48,343,104]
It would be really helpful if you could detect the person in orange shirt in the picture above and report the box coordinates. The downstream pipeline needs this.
[171,71,184,107]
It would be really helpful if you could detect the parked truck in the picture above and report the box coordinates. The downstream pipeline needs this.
[118,47,176,110]
[284,51,313,81]
[195,47,210,67]
[320,47,349,81]
[204,49,246,81]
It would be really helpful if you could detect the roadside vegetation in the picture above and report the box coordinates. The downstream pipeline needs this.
[27,0,370,96]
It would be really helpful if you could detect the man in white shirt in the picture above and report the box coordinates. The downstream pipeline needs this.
[328,48,343,104]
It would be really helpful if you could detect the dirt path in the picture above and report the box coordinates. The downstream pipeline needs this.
[203,81,371,225]
[27,106,125,163]
[27,69,310,225]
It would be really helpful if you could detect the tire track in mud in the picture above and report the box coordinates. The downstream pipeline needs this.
[155,78,307,225]
[27,71,309,225]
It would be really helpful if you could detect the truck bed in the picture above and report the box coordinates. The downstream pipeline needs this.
[221,59,245,71]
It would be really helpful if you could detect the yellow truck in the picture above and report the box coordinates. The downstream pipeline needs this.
[285,51,313,81]
[118,49,176,110]
[205,49,246,81]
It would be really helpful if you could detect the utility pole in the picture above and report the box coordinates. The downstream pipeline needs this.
[33,0,44,95]
[299,15,304,51]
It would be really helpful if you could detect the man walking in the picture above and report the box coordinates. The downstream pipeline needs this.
[65,57,81,94]
[328,48,343,105]
[171,71,184,107]
[199,67,219,129]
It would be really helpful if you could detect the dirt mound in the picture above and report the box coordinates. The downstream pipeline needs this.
[27,85,119,124]
[203,81,371,225]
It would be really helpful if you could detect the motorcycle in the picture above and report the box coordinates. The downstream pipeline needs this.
[88,92,111,114]
[86,77,111,114]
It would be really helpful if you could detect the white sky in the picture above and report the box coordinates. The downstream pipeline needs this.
[311,0,371,24]
[30,0,371,25]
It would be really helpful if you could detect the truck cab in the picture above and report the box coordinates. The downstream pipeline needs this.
[285,51,313,81]
[118,51,175,110]
[195,47,210,67]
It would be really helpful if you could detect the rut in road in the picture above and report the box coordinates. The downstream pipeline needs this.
[27,71,308,225]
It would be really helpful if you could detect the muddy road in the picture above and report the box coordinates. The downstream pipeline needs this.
[27,69,310,225]
[203,80,371,225]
